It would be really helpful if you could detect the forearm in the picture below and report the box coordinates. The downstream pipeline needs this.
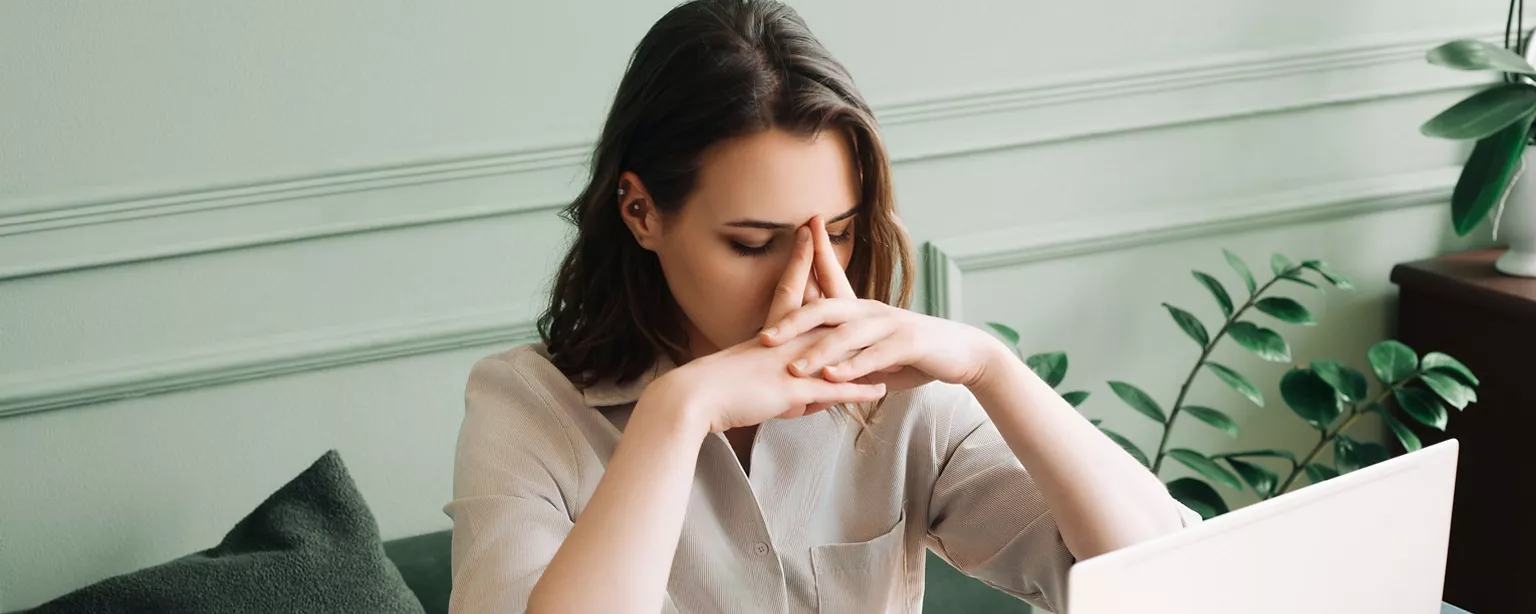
[529,394,705,613]
[968,341,1184,560]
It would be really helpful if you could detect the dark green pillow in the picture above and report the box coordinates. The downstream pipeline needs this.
[28,450,425,614]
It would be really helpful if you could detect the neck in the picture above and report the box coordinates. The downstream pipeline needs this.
[679,322,720,366]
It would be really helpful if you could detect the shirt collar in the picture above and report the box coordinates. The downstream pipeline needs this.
[577,350,679,407]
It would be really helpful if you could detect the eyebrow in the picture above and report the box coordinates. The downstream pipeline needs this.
[723,206,860,230]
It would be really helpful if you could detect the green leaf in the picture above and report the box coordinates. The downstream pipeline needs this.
[1162,303,1210,348]
[1089,418,1103,426]
[1191,271,1234,318]
[1227,321,1292,362]
[1375,405,1422,452]
[1334,435,1391,474]
[1281,368,1342,429]
[1061,390,1090,407]
[1422,352,1480,386]
[1166,477,1229,520]
[1305,463,1340,485]
[1428,39,1536,75]
[1025,352,1068,388]
[1280,275,1320,290]
[1311,360,1370,403]
[1167,448,1243,490]
[1099,427,1150,468]
[1225,457,1279,498]
[1213,448,1297,463]
[1256,297,1315,325]
[1182,405,1239,437]
[1421,83,1536,140]
[1205,361,1265,407]
[1450,111,1536,236]
[1107,381,1167,424]
[1223,249,1258,296]
[1367,340,1419,384]
[1420,371,1477,410]
[985,322,1021,347]
[1394,387,1448,430]
[1270,253,1297,277]
[1301,260,1355,290]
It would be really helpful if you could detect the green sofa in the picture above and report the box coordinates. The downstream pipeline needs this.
[381,531,1031,614]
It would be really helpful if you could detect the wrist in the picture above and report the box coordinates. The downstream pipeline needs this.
[634,370,713,440]
[966,334,1026,395]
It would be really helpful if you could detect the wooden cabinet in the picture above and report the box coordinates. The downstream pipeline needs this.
[1391,249,1536,614]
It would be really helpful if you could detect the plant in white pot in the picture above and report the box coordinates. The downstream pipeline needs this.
[1422,5,1536,276]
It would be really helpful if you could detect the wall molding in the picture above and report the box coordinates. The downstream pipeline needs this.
[877,29,1468,127]
[0,29,1494,281]
[0,144,589,236]
[923,166,1463,320]
[1,166,1463,419]
[0,309,540,419]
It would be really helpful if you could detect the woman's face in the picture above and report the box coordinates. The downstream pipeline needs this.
[624,129,860,358]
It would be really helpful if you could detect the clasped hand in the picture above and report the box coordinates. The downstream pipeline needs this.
[647,216,1004,433]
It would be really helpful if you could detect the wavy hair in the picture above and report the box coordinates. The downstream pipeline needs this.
[538,0,914,397]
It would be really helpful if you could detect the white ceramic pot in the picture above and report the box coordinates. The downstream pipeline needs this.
[1495,153,1536,277]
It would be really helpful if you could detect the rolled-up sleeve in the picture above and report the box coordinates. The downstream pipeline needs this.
[922,384,1200,613]
[443,354,581,614]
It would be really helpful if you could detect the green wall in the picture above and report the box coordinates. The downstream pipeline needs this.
[0,0,1503,610]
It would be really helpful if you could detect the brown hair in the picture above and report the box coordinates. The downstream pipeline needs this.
[538,0,914,391]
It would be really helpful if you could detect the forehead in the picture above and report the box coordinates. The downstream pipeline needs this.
[685,129,861,224]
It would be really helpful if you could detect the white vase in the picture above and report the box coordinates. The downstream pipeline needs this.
[1495,153,1536,277]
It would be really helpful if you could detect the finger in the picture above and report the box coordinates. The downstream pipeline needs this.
[765,227,814,331]
[811,215,857,299]
[788,319,895,377]
[794,379,887,407]
[762,298,866,345]
[803,269,822,305]
[778,400,836,420]
[822,340,907,383]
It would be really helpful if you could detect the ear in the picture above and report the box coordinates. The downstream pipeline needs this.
[617,171,663,251]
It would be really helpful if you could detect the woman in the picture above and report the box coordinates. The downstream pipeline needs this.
[444,1,1198,612]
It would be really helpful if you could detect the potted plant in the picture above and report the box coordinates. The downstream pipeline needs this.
[1422,2,1536,276]
[989,249,1480,517]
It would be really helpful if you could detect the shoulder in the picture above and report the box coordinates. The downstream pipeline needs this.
[464,343,585,415]
[455,344,588,495]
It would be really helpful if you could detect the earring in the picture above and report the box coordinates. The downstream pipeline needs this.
[617,187,627,196]
[629,202,642,214]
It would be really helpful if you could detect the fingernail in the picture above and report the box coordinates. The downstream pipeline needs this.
[791,359,808,373]
[763,327,777,338]
[797,227,810,242]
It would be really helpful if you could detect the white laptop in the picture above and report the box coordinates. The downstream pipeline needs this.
[1065,439,1459,614]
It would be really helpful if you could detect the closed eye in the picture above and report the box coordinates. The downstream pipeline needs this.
[728,227,853,257]
[730,240,773,256]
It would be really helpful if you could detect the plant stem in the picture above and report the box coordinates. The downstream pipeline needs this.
[1151,270,1294,474]
[1271,383,1396,496]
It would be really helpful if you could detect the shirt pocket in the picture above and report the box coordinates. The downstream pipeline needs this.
[810,512,909,613]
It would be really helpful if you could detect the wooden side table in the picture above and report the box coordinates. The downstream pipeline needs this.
[1391,249,1536,614]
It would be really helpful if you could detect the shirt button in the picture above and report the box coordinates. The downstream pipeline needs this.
[753,542,771,557]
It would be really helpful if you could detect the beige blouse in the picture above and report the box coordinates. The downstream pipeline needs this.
[444,344,1200,613]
